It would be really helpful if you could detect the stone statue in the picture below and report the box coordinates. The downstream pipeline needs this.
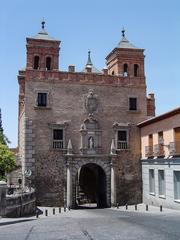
[88,137,94,149]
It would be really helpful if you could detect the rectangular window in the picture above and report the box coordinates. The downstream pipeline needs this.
[53,129,64,149]
[117,130,128,149]
[37,93,47,107]
[158,170,165,196]
[129,97,137,111]
[149,169,155,194]
[174,171,180,200]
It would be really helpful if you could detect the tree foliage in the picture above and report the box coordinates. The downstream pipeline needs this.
[0,130,10,145]
[0,143,16,180]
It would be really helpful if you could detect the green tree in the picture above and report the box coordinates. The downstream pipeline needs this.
[0,143,16,180]
[0,130,10,145]
[0,109,16,180]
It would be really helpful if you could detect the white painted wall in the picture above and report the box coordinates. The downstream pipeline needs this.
[142,161,180,210]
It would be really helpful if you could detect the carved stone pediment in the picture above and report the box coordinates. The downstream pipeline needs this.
[113,122,130,129]
[48,121,69,128]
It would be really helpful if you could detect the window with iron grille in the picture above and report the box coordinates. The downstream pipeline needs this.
[117,130,128,150]
[37,93,47,107]
[53,129,64,149]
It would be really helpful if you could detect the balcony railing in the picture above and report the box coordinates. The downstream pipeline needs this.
[169,141,180,156]
[145,146,153,157]
[53,140,64,149]
[117,141,128,150]
[145,141,180,158]
[153,144,165,157]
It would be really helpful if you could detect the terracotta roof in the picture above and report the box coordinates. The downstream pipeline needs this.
[138,107,180,127]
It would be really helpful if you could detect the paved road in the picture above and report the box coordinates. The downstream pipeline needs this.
[1,208,180,240]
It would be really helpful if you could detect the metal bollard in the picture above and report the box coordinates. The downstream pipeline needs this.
[53,208,55,215]
[45,209,48,216]
[135,205,137,211]
[36,209,39,218]
[146,204,148,211]
[125,204,128,210]
[59,207,61,213]
[160,205,162,212]
[117,203,119,209]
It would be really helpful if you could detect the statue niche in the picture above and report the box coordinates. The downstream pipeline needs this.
[80,115,102,155]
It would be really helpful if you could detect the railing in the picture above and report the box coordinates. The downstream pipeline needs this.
[117,141,128,150]
[145,146,153,157]
[153,144,165,157]
[169,141,180,156]
[53,140,64,149]
[145,141,180,157]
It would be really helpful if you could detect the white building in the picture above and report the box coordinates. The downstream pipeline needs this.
[138,107,180,210]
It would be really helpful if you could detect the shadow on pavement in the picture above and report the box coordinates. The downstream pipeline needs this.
[0,218,36,226]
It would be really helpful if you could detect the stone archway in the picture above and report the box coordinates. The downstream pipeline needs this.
[66,157,111,209]
[76,163,107,208]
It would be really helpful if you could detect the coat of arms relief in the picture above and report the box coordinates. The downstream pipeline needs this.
[84,89,98,115]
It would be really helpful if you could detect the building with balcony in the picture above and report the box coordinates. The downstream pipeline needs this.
[9,21,157,208]
[138,107,180,209]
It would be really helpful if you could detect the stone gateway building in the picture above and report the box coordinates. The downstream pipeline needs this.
[16,22,155,208]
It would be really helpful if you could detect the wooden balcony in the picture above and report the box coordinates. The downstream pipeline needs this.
[145,146,153,157]
[169,141,180,156]
[153,144,165,157]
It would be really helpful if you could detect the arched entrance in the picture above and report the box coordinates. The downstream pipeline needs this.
[75,163,107,208]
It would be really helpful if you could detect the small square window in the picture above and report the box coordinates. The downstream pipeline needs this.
[37,93,47,107]
[53,129,63,140]
[118,130,127,141]
[129,97,137,111]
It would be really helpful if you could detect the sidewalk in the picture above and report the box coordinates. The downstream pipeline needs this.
[112,203,180,215]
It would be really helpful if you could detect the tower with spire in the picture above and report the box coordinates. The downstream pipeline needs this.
[106,28,145,80]
[82,50,101,73]
[26,20,60,71]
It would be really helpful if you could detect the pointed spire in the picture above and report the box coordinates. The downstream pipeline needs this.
[110,139,116,155]
[86,50,93,66]
[67,139,73,155]
[82,50,101,73]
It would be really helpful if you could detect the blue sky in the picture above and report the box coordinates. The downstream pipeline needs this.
[0,0,180,147]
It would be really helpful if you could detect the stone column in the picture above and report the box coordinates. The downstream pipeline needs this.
[0,181,7,217]
[66,163,72,208]
[111,164,116,206]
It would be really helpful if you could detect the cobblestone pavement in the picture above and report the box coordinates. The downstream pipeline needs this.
[1,205,180,240]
